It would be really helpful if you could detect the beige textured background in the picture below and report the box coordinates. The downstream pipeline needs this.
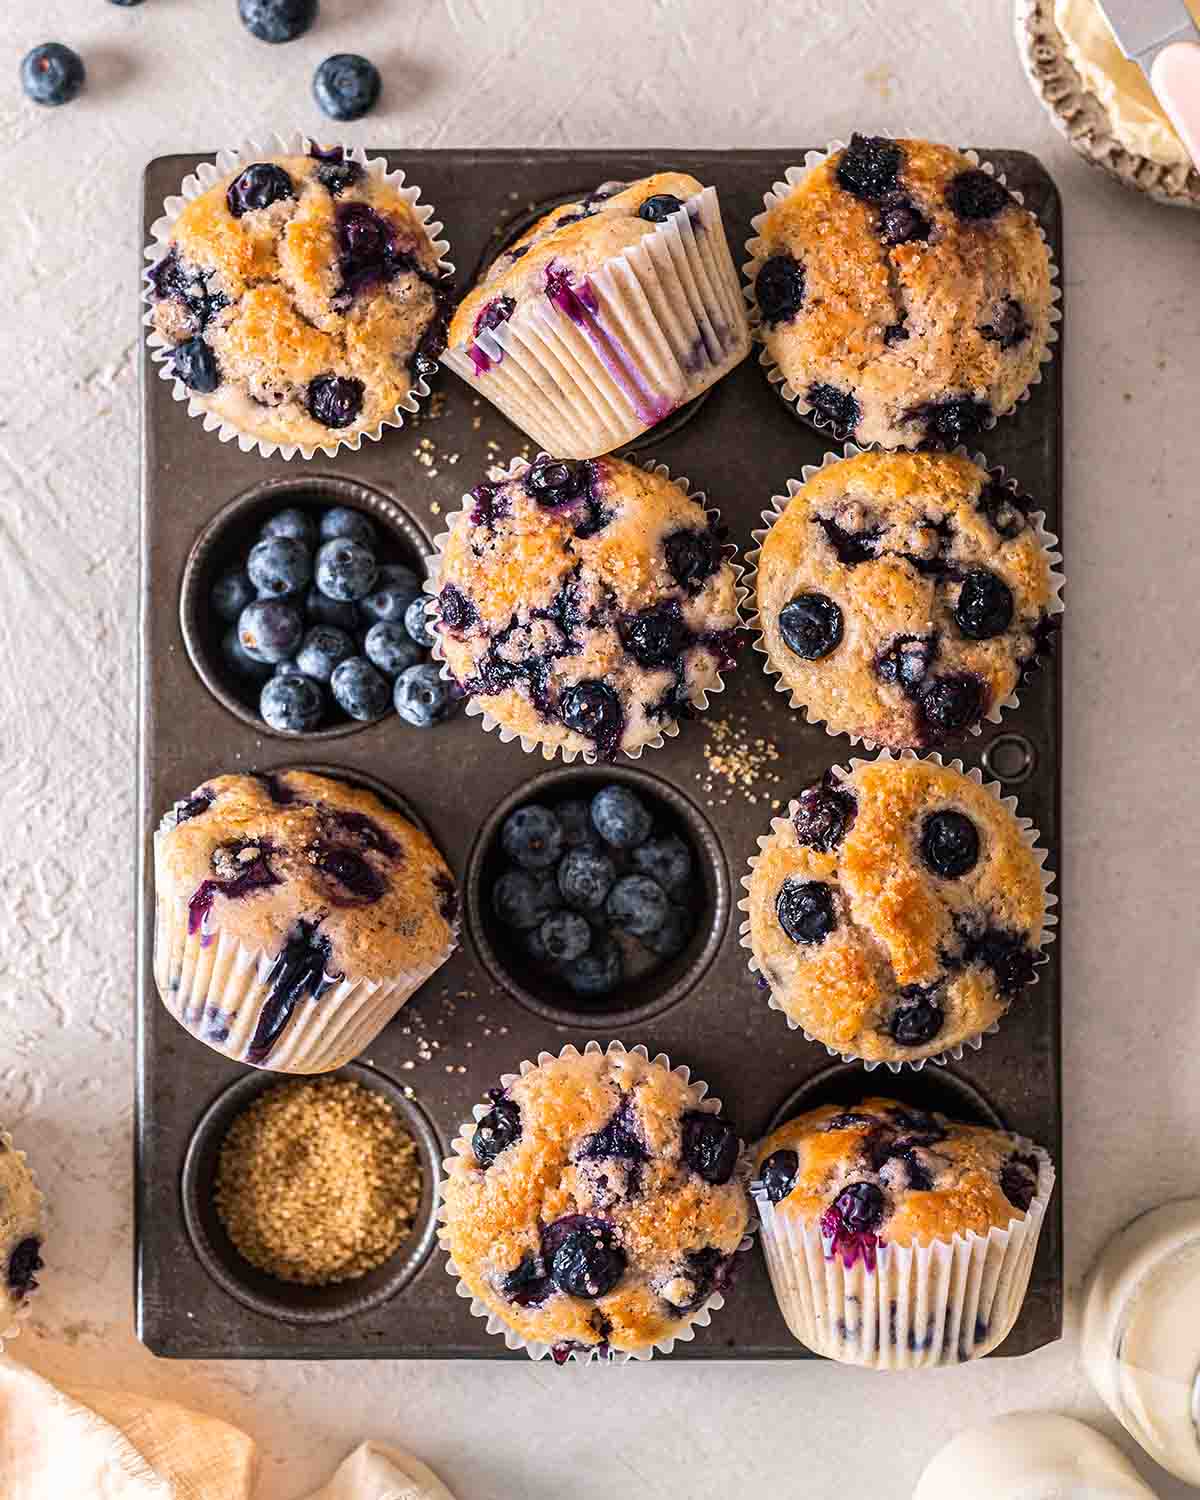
[3,0,1199,1496]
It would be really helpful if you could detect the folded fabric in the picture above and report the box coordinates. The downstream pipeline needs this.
[302,1441,456,1500]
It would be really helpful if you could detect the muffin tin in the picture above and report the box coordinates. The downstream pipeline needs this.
[137,148,1063,1359]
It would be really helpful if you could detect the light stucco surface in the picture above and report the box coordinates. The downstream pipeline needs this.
[2,0,1199,1495]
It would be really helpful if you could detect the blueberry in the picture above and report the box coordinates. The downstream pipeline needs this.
[557,847,616,911]
[438,583,478,634]
[21,43,85,106]
[316,158,364,196]
[319,506,376,549]
[980,296,1030,349]
[260,507,317,548]
[878,196,930,245]
[260,672,324,733]
[6,1237,43,1298]
[394,663,451,727]
[946,169,1012,221]
[955,569,1014,640]
[913,396,991,447]
[330,656,390,721]
[642,903,693,959]
[359,579,420,626]
[492,869,558,930]
[663,528,720,594]
[403,594,436,648]
[273,658,302,675]
[211,568,255,623]
[562,936,623,998]
[304,585,360,632]
[315,538,377,602]
[816,515,882,565]
[501,1253,550,1306]
[547,1218,626,1298]
[917,673,985,739]
[226,163,296,218]
[296,624,355,682]
[875,634,935,691]
[307,374,365,428]
[792,780,857,852]
[890,994,945,1046]
[472,1097,521,1168]
[977,481,1030,540]
[559,681,624,758]
[238,0,317,43]
[524,923,555,966]
[313,52,381,121]
[836,134,903,201]
[247,535,312,597]
[1000,1154,1040,1212]
[606,874,669,938]
[556,798,594,849]
[963,926,1038,996]
[618,602,689,668]
[754,253,806,326]
[474,295,516,339]
[832,1181,885,1233]
[759,1149,799,1204]
[539,910,591,963]
[221,625,273,682]
[806,382,861,435]
[501,805,564,870]
[775,878,837,945]
[238,599,303,663]
[681,1111,739,1185]
[637,193,684,222]
[630,834,691,896]
[779,592,843,660]
[364,620,422,677]
[920,810,980,878]
[526,457,592,506]
[171,337,220,393]
[590,786,652,849]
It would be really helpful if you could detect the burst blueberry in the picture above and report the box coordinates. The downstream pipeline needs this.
[502,805,564,870]
[6,1237,43,1298]
[754,253,806,326]
[315,538,377,602]
[955,569,1014,640]
[171,338,219,393]
[590,785,652,849]
[914,396,991,447]
[878,195,930,245]
[917,673,985,739]
[559,681,623,758]
[313,52,381,120]
[403,595,435,648]
[779,592,843,660]
[793,779,856,852]
[21,43,84,106]
[946,169,1012,221]
[832,1181,885,1233]
[759,1149,799,1204]
[247,535,312,598]
[557,847,616,911]
[296,624,355,682]
[681,1111,738,1185]
[307,374,365,429]
[260,673,324,733]
[226,163,295,218]
[889,993,945,1047]
[664,528,720,593]
[776,878,837,945]
[394,663,450,726]
[526,457,591,506]
[238,0,316,42]
[837,134,903,201]
[364,620,421,677]
[472,1097,522,1168]
[806,383,861,434]
[980,296,1030,349]
[875,633,935,691]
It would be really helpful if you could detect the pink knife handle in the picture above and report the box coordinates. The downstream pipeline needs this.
[1151,41,1200,172]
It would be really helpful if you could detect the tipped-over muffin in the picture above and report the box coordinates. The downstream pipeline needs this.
[430,455,742,761]
[748,135,1054,448]
[153,770,457,1072]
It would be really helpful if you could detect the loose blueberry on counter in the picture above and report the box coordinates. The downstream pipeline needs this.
[954,568,1014,640]
[226,163,296,218]
[403,594,436,648]
[472,1096,522,1168]
[21,43,85,106]
[559,681,623,759]
[261,507,317,548]
[304,585,360,632]
[642,903,693,959]
[806,383,861,434]
[917,673,985,741]
[222,625,273,682]
[261,672,324,733]
[889,988,945,1046]
[793,778,856,852]
[779,592,844,660]
[364,620,421,677]
[211,568,255,623]
[946,169,1012,221]
[315,538,377,602]
[754,253,805,326]
[681,1111,738,1185]
[920,810,980,879]
[502,805,564,870]
[606,874,669,938]
[313,53,380,121]
[538,910,591,963]
[330,656,390,720]
[248,535,312,597]
[759,1149,799,1204]
[238,599,303,663]
[563,936,623,997]
[493,869,558,931]
[7,1237,43,1298]
[307,374,365,429]
[590,785,652,849]
[630,834,691,895]
[238,0,317,43]
[776,877,837,945]
[638,193,684,222]
[394,663,451,726]
[557,847,616,911]
[836,134,903,201]
[171,337,220,393]
[320,506,376,549]
[296,624,354,681]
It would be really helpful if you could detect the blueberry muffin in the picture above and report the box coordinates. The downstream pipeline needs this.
[752,1098,1053,1364]
[752,449,1060,748]
[430,456,742,761]
[748,135,1055,448]
[442,173,751,458]
[153,770,457,1072]
[0,1132,44,1332]
[741,756,1050,1065]
[440,1044,751,1361]
[147,145,449,450]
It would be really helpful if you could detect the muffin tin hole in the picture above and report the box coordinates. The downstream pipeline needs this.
[180,474,432,741]
[466,765,728,1029]
[982,732,1037,785]
[764,1061,1006,1138]
[181,1062,440,1324]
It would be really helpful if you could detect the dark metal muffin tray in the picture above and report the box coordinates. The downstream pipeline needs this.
[137,149,1063,1359]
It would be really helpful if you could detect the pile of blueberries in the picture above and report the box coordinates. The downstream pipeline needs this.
[212,504,453,734]
[491,785,699,1001]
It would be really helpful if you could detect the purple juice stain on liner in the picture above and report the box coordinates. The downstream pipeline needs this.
[247,920,340,1065]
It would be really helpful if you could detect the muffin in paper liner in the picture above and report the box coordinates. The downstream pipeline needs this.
[750,1102,1055,1368]
[436,1039,757,1364]
[0,1127,46,1350]
[742,136,1061,449]
[422,452,748,764]
[742,443,1065,752]
[141,130,454,461]
[737,750,1058,1072]
[441,183,751,460]
[152,771,458,1075]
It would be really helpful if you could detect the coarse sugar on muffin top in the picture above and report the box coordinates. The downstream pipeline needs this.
[749,135,1054,449]
[147,145,448,449]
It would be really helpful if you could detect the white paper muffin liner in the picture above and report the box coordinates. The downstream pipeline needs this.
[751,1135,1055,1366]
[0,1127,46,1351]
[423,453,749,764]
[151,806,458,1075]
[742,442,1066,751]
[1016,0,1200,211]
[737,748,1058,1072]
[436,1039,758,1364]
[441,185,751,460]
[141,130,455,461]
[742,137,1062,447]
